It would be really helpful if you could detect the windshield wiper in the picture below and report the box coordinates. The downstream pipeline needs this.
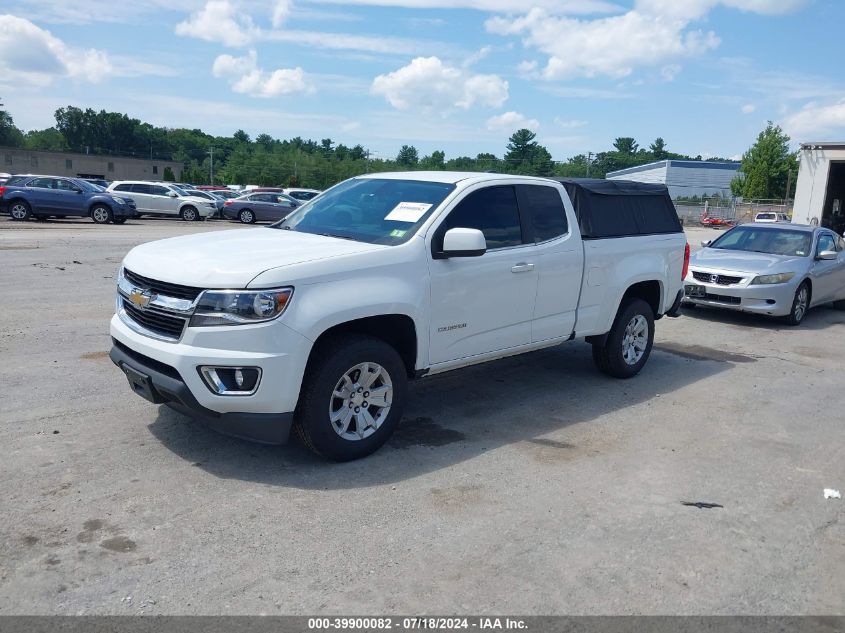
[315,232,359,242]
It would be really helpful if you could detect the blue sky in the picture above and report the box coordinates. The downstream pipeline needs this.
[1,0,843,162]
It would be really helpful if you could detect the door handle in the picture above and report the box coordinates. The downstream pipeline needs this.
[511,263,534,273]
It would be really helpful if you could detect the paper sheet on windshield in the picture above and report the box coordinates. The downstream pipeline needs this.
[385,202,432,223]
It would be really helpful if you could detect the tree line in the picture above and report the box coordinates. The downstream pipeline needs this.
[0,100,796,199]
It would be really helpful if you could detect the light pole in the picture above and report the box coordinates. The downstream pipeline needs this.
[208,147,214,185]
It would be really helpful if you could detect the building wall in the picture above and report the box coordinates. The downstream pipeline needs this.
[0,147,182,181]
[607,160,739,199]
[792,146,845,225]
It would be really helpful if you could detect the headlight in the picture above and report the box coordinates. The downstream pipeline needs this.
[111,196,126,204]
[189,288,293,326]
[204,202,215,208]
[750,272,796,285]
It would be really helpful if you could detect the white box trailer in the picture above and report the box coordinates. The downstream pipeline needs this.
[792,142,845,234]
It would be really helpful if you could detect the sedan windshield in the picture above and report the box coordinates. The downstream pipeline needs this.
[710,226,813,257]
[273,178,455,245]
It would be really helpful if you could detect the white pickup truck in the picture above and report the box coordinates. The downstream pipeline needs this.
[110,172,688,461]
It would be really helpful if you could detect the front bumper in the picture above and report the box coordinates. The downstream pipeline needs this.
[109,313,313,444]
[683,272,798,316]
[113,204,138,219]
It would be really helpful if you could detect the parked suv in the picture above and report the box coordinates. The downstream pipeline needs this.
[1,175,137,224]
[107,181,216,221]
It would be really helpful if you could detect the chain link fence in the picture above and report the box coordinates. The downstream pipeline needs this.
[673,197,793,226]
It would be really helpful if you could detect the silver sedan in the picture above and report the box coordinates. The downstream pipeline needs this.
[683,223,845,325]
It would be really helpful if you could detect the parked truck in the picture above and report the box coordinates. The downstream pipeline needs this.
[109,172,688,461]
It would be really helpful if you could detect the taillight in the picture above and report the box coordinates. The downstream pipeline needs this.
[224,200,232,206]
[0,186,6,198]
[682,242,690,280]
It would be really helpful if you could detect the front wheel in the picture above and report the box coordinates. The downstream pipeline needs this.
[592,298,655,379]
[180,206,198,222]
[783,282,810,326]
[294,335,408,461]
[91,205,113,224]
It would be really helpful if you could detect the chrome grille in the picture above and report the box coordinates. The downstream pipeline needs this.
[123,268,203,301]
[120,298,188,340]
[692,271,744,286]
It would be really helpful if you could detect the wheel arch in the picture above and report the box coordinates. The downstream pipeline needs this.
[88,199,113,214]
[305,314,418,379]
[586,279,662,346]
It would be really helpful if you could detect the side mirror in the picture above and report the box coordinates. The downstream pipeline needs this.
[817,250,837,261]
[440,228,486,258]
[701,240,712,248]
[168,191,178,198]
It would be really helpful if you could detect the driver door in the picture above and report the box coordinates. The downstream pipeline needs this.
[427,185,538,366]
[812,232,845,303]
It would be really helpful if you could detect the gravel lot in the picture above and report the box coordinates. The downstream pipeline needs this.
[0,217,842,615]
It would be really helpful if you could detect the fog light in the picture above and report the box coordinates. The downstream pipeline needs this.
[199,366,261,396]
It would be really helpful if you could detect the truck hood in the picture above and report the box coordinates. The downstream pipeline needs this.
[690,248,809,274]
[122,228,386,288]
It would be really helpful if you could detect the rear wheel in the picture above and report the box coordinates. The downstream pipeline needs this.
[91,205,113,224]
[592,298,655,379]
[294,335,407,461]
[180,206,198,222]
[784,282,810,326]
[238,209,255,224]
[9,200,31,221]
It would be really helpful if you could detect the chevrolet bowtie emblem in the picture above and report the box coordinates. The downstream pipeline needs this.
[129,288,154,309]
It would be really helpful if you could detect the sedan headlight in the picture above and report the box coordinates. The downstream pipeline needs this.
[189,288,293,326]
[750,272,796,285]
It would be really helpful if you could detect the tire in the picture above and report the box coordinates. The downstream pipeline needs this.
[9,200,31,221]
[180,206,198,222]
[783,282,811,326]
[91,205,113,224]
[592,297,655,379]
[112,218,127,225]
[238,209,255,224]
[294,334,408,461]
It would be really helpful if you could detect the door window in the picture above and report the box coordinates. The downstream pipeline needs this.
[113,184,133,192]
[130,184,152,195]
[438,186,524,250]
[149,185,170,197]
[518,185,568,242]
[54,179,77,191]
[28,178,55,189]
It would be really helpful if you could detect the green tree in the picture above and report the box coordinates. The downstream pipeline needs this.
[731,122,798,200]
[0,100,25,147]
[24,127,65,150]
[505,129,553,176]
[613,137,638,155]
[396,144,419,166]
[233,129,251,144]
[420,150,445,170]
[649,137,668,159]
[162,166,176,181]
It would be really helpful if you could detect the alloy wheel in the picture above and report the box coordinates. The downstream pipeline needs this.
[328,362,393,441]
[622,314,649,365]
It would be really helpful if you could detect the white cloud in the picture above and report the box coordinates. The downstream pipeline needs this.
[486,111,540,132]
[0,14,117,84]
[741,103,756,114]
[783,100,845,140]
[486,0,807,81]
[554,117,587,128]
[661,64,682,82]
[309,0,621,13]
[175,0,258,47]
[212,50,313,97]
[272,0,292,27]
[371,57,508,113]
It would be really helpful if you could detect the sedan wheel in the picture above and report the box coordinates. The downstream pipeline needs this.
[784,283,810,326]
[238,209,255,224]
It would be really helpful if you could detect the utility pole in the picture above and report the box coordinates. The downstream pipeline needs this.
[208,147,214,185]
[586,151,594,177]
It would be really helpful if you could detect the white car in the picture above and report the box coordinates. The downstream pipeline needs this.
[282,188,321,202]
[107,181,217,221]
[109,172,687,461]
[754,212,790,223]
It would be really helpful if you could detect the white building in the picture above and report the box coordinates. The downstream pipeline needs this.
[792,142,845,233]
[606,160,740,199]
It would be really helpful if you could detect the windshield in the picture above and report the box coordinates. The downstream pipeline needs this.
[710,226,813,257]
[273,178,455,245]
[75,179,101,193]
